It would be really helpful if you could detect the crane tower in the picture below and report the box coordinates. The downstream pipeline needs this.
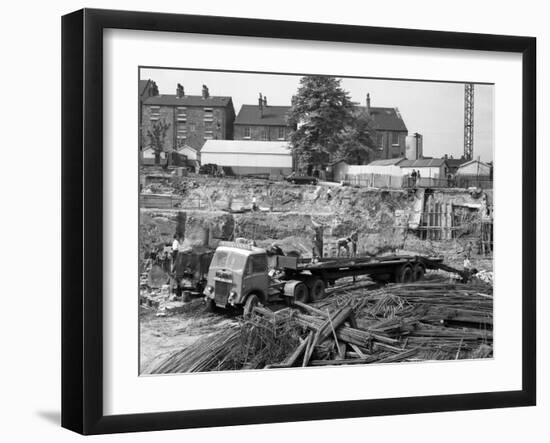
[464,83,474,160]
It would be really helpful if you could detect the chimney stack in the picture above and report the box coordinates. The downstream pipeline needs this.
[263,96,267,107]
[176,83,185,98]
[202,84,209,99]
[258,92,264,118]
[366,93,371,115]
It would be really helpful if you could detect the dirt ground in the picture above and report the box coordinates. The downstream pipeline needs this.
[139,299,238,373]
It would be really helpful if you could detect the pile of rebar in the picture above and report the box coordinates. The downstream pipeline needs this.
[149,278,493,373]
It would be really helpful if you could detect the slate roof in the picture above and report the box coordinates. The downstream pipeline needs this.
[446,158,468,169]
[234,105,292,126]
[399,158,448,168]
[143,94,233,107]
[368,158,406,166]
[357,106,408,132]
[201,140,291,155]
[139,80,150,96]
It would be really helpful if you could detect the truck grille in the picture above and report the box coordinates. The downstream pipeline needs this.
[214,281,231,307]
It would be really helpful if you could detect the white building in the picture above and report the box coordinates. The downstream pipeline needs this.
[455,159,492,177]
[200,140,293,176]
[175,144,200,162]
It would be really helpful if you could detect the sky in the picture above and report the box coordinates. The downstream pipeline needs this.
[141,68,494,162]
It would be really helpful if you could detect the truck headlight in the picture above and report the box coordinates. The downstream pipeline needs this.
[204,285,214,295]
[228,291,237,305]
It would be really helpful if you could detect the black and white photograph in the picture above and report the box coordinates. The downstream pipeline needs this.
[138,68,494,375]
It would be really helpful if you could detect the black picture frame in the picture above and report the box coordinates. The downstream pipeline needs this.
[62,8,536,435]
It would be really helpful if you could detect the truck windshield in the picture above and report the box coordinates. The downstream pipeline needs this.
[210,250,247,271]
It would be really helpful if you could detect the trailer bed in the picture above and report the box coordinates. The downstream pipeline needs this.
[276,254,466,283]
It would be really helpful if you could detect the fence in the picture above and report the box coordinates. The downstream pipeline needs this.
[344,174,493,190]
[344,173,403,189]
[402,176,493,189]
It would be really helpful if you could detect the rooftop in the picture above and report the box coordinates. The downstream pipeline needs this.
[143,94,233,107]
[368,158,406,166]
[356,106,408,132]
[234,105,292,126]
[399,158,448,168]
[445,158,468,168]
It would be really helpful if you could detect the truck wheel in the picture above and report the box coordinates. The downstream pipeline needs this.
[413,264,426,282]
[243,294,260,318]
[309,278,326,301]
[395,264,414,283]
[293,283,309,304]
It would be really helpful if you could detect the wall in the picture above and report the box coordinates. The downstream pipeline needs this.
[234,124,290,141]
[2,2,546,443]
[401,165,446,178]
[142,104,232,152]
[201,152,293,170]
[457,161,491,176]
[373,130,407,159]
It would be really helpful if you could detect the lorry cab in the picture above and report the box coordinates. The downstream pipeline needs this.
[203,242,269,311]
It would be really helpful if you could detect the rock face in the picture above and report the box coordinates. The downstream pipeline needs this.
[140,178,491,265]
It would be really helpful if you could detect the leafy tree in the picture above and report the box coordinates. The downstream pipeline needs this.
[146,119,171,165]
[288,76,355,171]
[334,111,376,164]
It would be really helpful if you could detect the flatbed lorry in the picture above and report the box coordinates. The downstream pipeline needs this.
[203,241,468,316]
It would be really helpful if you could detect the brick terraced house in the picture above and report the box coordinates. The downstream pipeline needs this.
[234,94,294,142]
[358,93,408,161]
[141,84,236,155]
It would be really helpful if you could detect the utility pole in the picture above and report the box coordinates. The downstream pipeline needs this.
[464,83,474,160]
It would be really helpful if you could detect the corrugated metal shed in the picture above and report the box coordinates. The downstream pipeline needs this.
[201,140,291,155]
[201,140,293,175]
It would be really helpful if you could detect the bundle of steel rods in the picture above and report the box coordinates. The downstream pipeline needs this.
[150,279,493,373]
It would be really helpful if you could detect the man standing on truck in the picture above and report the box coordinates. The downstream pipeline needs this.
[171,234,180,272]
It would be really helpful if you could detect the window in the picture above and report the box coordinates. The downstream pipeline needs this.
[261,129,268,141]
[204,130,213,140]
[391,132,399,145]
[176,107,187,122]
[277,127,285,139]
[243,127,251,139]
[149,106,160,121]
[248,255,267,274]
[203,107,214,123]
[176,123,187,140]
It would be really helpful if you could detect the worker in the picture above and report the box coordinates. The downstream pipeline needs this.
[411,170,417,187]
[350,231,358,257]
[337,236,351,257]
[171,234,180,271]
[326,188,333,201]
[251,196,258,211]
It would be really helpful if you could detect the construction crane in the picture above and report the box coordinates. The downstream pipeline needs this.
[464,83,474,160]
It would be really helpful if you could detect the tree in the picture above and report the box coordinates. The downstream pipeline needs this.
[288,76,355,171]
[146,119,171,165]
[333,111,376,164]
